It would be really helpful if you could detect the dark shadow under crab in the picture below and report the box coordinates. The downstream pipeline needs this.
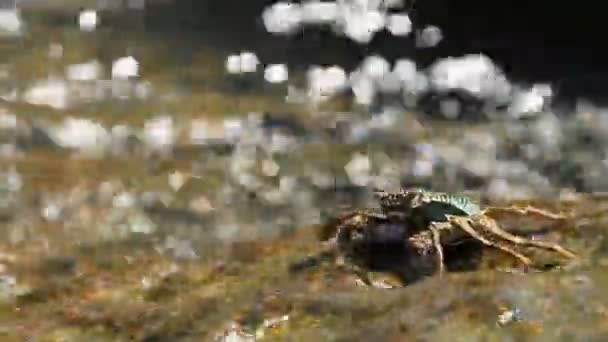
[334,212,485,286]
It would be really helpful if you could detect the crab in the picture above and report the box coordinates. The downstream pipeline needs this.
[290,188,578,287]
[290,207,420,287]
[376,188,578,276]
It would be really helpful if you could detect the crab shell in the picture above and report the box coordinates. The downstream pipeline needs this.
[375,188,482,233]
[409,190,481,220]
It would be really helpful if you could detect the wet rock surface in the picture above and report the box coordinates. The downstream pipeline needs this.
[0,192,605,341]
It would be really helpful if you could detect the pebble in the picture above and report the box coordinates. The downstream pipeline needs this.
[168,170,188,192]
[262,2,303,35]
[78,9,98,31]
[439,98,461,119]
[497,308,523,326]
[307,65,348,103]
[23,79,70,110]
[127,212,156,234]
[111,56,139,79]
[261,158,280,177]
[42,203,62,222]
[279,176,298,194]
[164,236,198,260]
[301,1,338,24]
[508,84,552,119]
[0,111,16,131]
[486,178,511,202]
[48,43,63,59]
[0,8,22,35]
[349,71,377,106]
[341,10,386,44]
[225,55,242,75]
[416,25,443,47]
[143,116,175,152]
[239,52,260,74]
[189,196,215,215]
[113,192,136,209]
[386,13,412,36]
[345,153,371,186]
[361,55,391,80]
[263,64,288,84]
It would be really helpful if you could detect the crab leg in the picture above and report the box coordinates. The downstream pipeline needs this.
[288,239,338,273]
[468,215,577,259]
[429,223,446,276]
[446,215,533,268]
[346,261,373,287]
[482,206,570,221]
